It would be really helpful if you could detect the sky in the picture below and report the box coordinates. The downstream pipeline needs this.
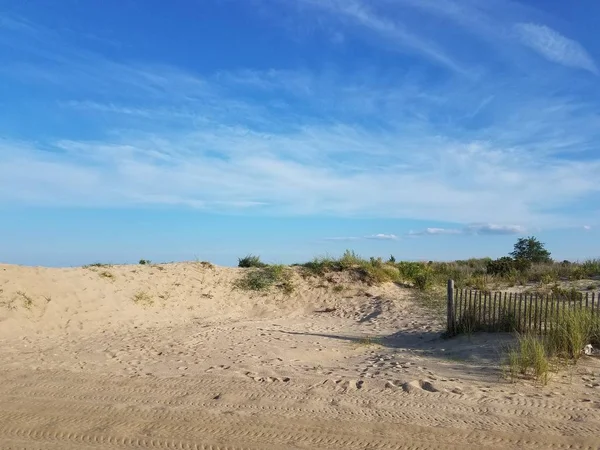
[0,0,599,267]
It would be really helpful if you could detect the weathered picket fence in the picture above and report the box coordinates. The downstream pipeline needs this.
[446,280,600,335]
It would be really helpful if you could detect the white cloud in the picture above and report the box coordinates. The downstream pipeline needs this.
[465,224,526,235]
[1,15,600,228]
[583,225,592,231]
[409,224,525,237]
[408,228,462,236]
[279,0,466,74]
[365,234,398,240]
[515,23,598,74]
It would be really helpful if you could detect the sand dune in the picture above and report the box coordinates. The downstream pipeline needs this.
[1,262,599,449]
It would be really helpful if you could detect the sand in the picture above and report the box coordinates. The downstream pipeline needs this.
[1,262,599,449]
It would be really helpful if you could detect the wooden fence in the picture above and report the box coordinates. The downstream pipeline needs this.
[446,280,600,335]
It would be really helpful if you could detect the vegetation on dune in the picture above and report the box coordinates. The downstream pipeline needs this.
[238,254,267,268]
[300,250,431,287]
[233,237,599,300]
[234,264,294,294]
[504,309,600,385]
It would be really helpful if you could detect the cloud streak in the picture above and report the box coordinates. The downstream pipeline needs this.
[1,13,600,229]
[276,0,466,74]
[365,234,398,241]
[325,234,398,241]
[515,23,598,74]
[409,224,526,237]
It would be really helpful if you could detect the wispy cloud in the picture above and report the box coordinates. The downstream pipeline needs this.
[408,227,462,236]
[409,224,525,237]
[465,224,526,235]
[583,225,592,231]
[1,13,600,229]
[365,234,398,241]
[276,0,466,74]
[515,23,598,74]
[325,233,397,241]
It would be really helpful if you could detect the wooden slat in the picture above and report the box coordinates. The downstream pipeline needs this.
[469,289,473,319]
[585,292,589,310]
[482,291,488,330]
[544,292,550,333]
[528,294,534,332]
[489,292,494,330]
[550,294,558,330]
[515,292,522,331]
[455,289,464,324]
[524,293,528,331]
[538,293,544,332]
[592,292,596,318]
[493,292,498,330]
[477,290,483,329]
[534,293,539,332]
[510,292,515,331]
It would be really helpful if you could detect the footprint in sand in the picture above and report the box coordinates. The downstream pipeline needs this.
[386,379,440,393]
[244,372,290,383]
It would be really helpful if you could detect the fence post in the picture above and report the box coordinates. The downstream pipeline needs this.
[447,279,455,334]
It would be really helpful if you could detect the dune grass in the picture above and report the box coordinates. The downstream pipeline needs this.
[238,254,267,268]
[234,264,294,293]
[505,333,550,385]
[132,291,154,306]
[504,308,600,385]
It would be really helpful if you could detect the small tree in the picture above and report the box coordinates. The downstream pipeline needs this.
[510,236,552,264]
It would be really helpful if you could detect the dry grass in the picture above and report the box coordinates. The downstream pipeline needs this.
[132,291,154,306]
[234,265,294,293]
[356,336,383,347]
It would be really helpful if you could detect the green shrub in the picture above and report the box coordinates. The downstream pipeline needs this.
[413,272,433,291]
[301,257,336,276]
[238,254,267,268]
[550,286,581,302]
[466,275,489,292]
[582,259,600,277]
[234,265,292,291]
[139,259,151,265]
[486,257,516,276]
[338,250,364,270]
[396,261,428,280]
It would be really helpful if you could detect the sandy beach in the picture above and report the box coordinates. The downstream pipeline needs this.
[1,262,599,449]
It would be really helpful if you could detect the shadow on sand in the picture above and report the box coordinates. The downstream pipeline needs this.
[279,328,514,369]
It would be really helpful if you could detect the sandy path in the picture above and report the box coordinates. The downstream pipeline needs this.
[1,263,600,449]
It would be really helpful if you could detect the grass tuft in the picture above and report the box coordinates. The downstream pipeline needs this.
[234,264,293,292]
[238,254,267,268]
[16,291,34,310]
[132,291,154,306]
[505,333,550,385]
[83,262,112,269]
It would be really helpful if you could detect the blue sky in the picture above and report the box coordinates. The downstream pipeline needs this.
[0,0,599,267]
